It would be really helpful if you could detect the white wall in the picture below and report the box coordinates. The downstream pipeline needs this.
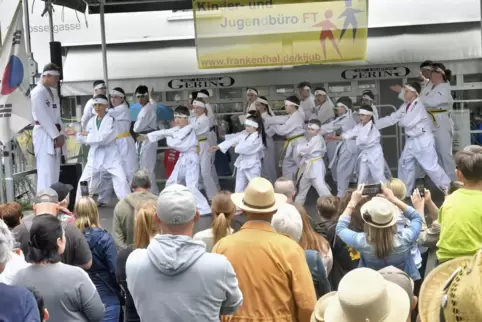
[0,0,480,70]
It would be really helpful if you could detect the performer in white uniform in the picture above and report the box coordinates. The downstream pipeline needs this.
[393,60,434,100]
[321,97,358,197]
[191,99,218,201]
[244,88,258,113]
[297,82,316,121]
[31,63,68,192]
[376,82,451,193]
[133,85,159,194]
[210,111,265,193]
[140,106,211,215]
[420,63,457,180]
[264,96,306,181]
[75,95,131,203]
[294,119,331,205]
[245,96,277,184]
[330,105,386,185]
[312,88,337,167]
[196,89,220,189]
[360,90,393,180]
[81,80,106,129]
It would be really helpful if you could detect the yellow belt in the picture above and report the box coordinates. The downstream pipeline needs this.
[197,137,207,154]
[116,132,131,139]
[426,109,448,129]
[279,134,305,167]
[297,156,323,182]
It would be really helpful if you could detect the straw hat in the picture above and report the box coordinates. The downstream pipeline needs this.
[360,196,399,228]
[231,177,287,213]
[419,248,482,322]
[311,292,337,322]
[322,268,410,322]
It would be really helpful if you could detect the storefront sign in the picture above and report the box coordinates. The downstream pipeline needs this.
[193,0,368,69]
[167,76,235,89]
[341,66,411,80]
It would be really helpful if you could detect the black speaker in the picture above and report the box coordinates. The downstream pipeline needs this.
[59,163,83,211]
[50,41,63,80]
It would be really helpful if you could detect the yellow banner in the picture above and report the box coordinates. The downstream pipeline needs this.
[193,0,368,69]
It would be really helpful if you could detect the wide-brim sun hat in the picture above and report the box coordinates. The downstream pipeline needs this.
[321,268,410,322]
[419,248,482,322]
[360,196,399,229]
[311,292,337,322]
[231,177,287,213]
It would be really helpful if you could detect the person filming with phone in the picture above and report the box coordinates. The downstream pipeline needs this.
[334,184,424,283]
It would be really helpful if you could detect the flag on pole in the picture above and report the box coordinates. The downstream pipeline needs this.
[0,2,32,146]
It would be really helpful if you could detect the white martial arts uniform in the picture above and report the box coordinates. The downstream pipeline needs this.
[244,102,278,184]
[376,98,451,193]
[300,94,316,121]
[321,110,358,197]
[31,84,64,192]
[192,113,218,200]
[218,131,264,193]
[133,100,159,194]
[420,82,457,180]
[96,103,138,204]
[81,99,95,130]
[264,110,306,181]
[342,121,386,185]
[367,104,393,180]
[294,134,331,205]
[147,125,211,215]
[75,114,131,203]
[312,99,337,167]
[205,102,220,188]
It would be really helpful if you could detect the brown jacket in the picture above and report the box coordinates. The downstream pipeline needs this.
[213,221,316,322]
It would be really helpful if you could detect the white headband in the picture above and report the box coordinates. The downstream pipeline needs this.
[197,92,209,98]
[136,93,149,97]
[314,90,327,96]
[303,86,311,90]
[193,100,206,108]
[337,102,348,110]
[256,98,269,105]
[94,83,106,90]
[308,124,320,130]
[433,67,445,75]
[247,89,258,95]
[41,70,60,77]
[404,85,419,95]
[244,119,259,128]
[358,109,373,116]
[362,94,373,101]
[421,66,432,71]
[285,100,299,107]
[93,97,109,105]
[110,90,125,98]
[174,113,188,119]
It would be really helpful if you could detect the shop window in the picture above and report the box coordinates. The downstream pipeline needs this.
[328,82,351,93]
[275,85,295,95]
[214,102,244,114]
[166,91,189,102]
[358,81,376,90]
[463,74,482,83]
[219,87,243,100]
[254,86,270,97]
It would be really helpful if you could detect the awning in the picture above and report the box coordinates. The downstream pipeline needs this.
[61,23,482,96]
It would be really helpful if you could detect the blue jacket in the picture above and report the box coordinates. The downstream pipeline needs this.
[83,227,120,306]
[336,206,423,280]
[305,250,331,298]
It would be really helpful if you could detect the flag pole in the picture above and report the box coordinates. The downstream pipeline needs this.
[23,0,37,86]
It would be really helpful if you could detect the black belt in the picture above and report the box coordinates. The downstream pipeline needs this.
[35,121,61,131]
[210,126,216,132]
[137,129,158,135]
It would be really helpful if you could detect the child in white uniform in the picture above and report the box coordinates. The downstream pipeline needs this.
[210,111,265,193]
[191,99,218,201]
[133,85,159,194]
[139,106,211,215]
[75,94,131,203]
[329,105,386,185]
[294,119,331,205]
[264,95,306,181]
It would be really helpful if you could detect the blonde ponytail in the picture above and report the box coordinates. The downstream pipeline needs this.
[210,192,236,245]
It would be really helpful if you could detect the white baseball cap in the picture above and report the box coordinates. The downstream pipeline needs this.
[156,184,197,225]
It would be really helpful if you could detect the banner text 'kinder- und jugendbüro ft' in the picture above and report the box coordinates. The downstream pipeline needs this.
[193,0,369,69]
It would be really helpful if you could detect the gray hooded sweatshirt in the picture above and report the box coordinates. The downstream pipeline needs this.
[126,234,243,321]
